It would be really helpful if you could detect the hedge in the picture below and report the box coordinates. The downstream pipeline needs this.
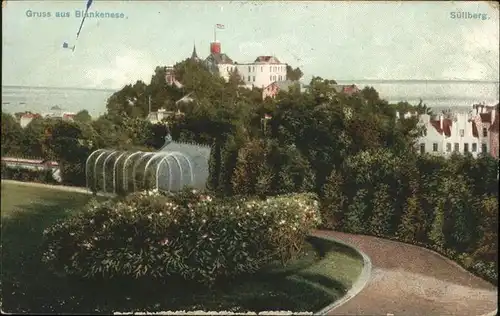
[1,163,58,184]
[41,189,321,286]
[320,149,499,284]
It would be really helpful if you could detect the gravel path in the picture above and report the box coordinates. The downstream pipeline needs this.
[314,230,497,316]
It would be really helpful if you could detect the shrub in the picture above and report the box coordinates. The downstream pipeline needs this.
[1,165,57,184]
[232,139,268,195]
[472,195,498,264]
[41,189,321,286]
[320,169,346,230]
[370,183,395,238]
[343,188,369,234]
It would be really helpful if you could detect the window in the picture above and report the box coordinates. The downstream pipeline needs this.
[252,66,255,72]
[482,143,488,153]
[483,127,488,137]
[247,76,250,82]
[419,143,425,154]
[432,143,438,152]
[460,129,464,137]
[248,66,251,72]
[270,66,272,71]
[464,143,469,153]
[279,75,282,81]
[261,67,263,72]
[454,143,459,152]
[446,143,451,152]
[252,76,255,82]
[472,143,477,152]
[270,75,272,81]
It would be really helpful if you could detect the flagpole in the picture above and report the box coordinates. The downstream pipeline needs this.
[214,24,216,42]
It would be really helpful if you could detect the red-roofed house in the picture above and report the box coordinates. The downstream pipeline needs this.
[415,104,499,158]
[19,113,42,128]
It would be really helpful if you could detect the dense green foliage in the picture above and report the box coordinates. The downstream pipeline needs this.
[321,150,499,283]
[2,55,497,288]
[42,189,320,286]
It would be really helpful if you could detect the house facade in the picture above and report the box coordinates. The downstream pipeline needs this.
[19,113,42,128]
[147,108,185,125]
[415,104,498,158]
[262,80,302,99]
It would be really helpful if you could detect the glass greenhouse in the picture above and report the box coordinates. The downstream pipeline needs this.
[85,137,211,194]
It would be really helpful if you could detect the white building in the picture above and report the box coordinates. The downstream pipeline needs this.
[203,41,288,89]
[147,108,184,125]
[234,56,287,89]
[413,106,498,158]
[19,113,41,128]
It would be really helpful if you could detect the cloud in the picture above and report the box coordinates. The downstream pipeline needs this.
[84,50,155,89]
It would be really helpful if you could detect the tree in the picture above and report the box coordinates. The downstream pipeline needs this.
[74,110,92,123]
[21,117,53,158]
[106,80,148,120]
[396,178,427,243]
[473,195,498,263]
[370,183,395,238]
[47,120,94,185]
[286,65,303,81]
[227,67,244,87]
[1,112,23,156]
[321,168,347,229]
[344,188,369,234]
[232,139,268,195]
[91,115,128,149]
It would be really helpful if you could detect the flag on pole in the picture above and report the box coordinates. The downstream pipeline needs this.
[86,0,93,9]
[216,24,225,29]
[62,42,76,51]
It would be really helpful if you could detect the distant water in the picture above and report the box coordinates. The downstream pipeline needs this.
[336,80,499,110]
[1,82,498,116]
[1,86,116,117]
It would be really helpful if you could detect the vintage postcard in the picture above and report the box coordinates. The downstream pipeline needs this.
[1,1,499,316]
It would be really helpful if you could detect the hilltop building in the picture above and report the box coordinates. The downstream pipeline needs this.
[203,40,288,90]
[165,39,293,99]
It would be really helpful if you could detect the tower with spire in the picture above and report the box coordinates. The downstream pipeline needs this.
[190,43,200,62]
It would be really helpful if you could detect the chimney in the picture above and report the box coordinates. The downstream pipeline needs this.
[439,114,443,130]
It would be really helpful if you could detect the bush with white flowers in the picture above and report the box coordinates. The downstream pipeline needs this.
[41,189,321,286]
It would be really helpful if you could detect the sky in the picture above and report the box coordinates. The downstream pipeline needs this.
[2,1,499,94]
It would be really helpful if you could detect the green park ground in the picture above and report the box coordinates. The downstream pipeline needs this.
[0,181,363,314]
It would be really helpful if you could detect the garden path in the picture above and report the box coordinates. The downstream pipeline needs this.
[314,230,497,316]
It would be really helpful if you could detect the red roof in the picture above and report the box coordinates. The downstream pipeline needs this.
[63,113,75,119]
[342,85,360,94]
[254,56,281,63]
[430,119,452,137]
[480,113,491,123]
[21,113,41,119]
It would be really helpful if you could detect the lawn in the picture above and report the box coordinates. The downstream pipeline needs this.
[1,182,363,314]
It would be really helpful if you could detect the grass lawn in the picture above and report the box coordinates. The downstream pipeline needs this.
[1,182,363,314]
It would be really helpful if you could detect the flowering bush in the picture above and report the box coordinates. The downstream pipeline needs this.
[41,189,321,286]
